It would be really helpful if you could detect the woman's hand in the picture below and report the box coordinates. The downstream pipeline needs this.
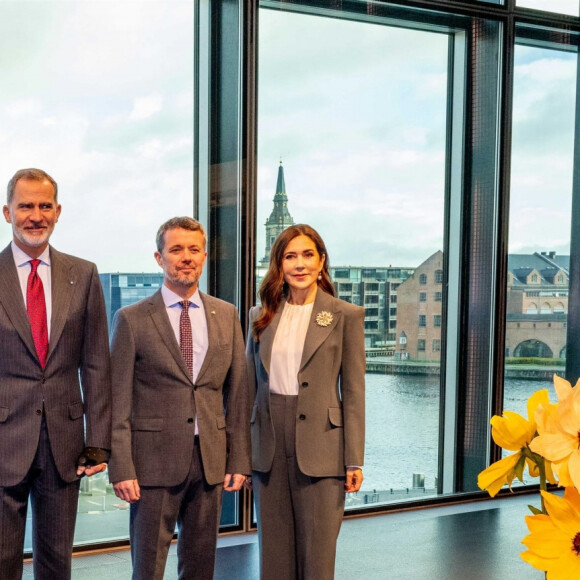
[345,468,363,493]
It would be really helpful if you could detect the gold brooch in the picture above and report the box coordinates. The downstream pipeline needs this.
[315,311,333,327]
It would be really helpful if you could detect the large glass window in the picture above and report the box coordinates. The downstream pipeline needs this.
[503,40,576,431]
[257,4,449,508]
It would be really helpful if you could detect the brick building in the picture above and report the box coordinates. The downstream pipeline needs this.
[395,251,444,360]
[394,250,569,361]
[505,251,569,359]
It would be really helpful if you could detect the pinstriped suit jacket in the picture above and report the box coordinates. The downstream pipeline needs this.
[108,290,251,487]
[0,244,112,487]
[246,289,366,477]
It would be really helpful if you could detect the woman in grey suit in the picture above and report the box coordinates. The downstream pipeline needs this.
[246,224,365,580]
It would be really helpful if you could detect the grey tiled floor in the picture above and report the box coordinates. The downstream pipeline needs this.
[23,494,541,579]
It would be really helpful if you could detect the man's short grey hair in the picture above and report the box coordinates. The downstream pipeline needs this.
[156,217,207,252]
[7,168,58,204]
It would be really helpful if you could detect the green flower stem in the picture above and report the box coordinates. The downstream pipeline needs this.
[522,446,547,514]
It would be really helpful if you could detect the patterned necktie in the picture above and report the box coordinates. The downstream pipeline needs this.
[27,259,49,368]
[179,300,193,377]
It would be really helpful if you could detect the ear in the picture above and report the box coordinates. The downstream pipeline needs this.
[55,204,62,222]
[154,251,163,268]
[3,205,11,224]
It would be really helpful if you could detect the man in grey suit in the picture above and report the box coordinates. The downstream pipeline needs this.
[109,216,251,580]
[0,168,112,579]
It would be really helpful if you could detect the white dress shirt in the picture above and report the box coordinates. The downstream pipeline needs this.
[11,242,53,338]
[270,302,313,395]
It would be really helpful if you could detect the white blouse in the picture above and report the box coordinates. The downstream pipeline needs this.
[269,302,314,395]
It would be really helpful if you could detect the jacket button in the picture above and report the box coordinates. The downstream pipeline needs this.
[193,386,198,391]
[35,409,42,416]
[187,418,194,423]
[301,381,308,387]
[299,414,306,420]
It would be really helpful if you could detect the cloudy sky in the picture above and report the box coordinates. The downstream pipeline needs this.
[0,1,575,275]
[518,0,578,14]
[0,1,194,273]
[257,9,448,268]
[257,6,577,268]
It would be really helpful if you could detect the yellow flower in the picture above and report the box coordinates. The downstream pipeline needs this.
[477,389,550,497]
[477,453,523,497]
[522,487,580,578]
[530,375,580,489]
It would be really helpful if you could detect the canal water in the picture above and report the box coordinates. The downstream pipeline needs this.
[361,374,555,492]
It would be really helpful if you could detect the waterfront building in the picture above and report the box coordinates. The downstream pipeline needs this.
[505,251,569,359]
[395,250,569,361]
[331,266,414,349]
[395,251,444,361]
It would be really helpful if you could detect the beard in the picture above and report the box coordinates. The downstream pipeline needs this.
[15,227,51,248]
[167,269,200,289]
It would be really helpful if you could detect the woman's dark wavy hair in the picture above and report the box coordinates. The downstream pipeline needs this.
[253,224,335,340]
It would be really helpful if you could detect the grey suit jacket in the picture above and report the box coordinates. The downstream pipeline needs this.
[108,290,251,487]
[0,244,112,486]
[246,289,365,477]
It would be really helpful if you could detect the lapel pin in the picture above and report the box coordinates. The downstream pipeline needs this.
[211,310,216,315]
[69,280,74,285]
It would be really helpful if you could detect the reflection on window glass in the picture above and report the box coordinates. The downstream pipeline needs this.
[517,0,579,15]
[258,7,448,507]
[0,0,200,549]
[503,43,576,478]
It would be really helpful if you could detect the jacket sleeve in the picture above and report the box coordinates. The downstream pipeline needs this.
[80,263,112,450]
[108,308,138,483]
[223,307,252,475]
[245,307,259,397]
[341,305,366,468]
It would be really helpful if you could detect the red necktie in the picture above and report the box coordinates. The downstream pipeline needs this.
[27,259,49,368]
[179,300,193,377]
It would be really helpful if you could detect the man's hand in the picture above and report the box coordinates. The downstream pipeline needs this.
[113,479,141,503]
[223,473,246,492]
[77,463,108,477]
[345,468,363,493]
[76,447,110,477]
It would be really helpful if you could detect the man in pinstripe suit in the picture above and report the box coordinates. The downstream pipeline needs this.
[0,169,112,579]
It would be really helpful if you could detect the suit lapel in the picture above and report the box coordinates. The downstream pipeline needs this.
[47,247,75,362]
[195,292,217,383]
[300,290,341,371]
[0,244,37,360]
[259,299,285,375]
[148,290,193,384]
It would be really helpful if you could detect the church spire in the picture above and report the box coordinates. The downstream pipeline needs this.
[275,159,286,196]
[261,161,295,265]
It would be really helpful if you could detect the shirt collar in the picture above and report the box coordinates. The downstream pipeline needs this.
[11,242,51,267]
[161,284,202,309]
